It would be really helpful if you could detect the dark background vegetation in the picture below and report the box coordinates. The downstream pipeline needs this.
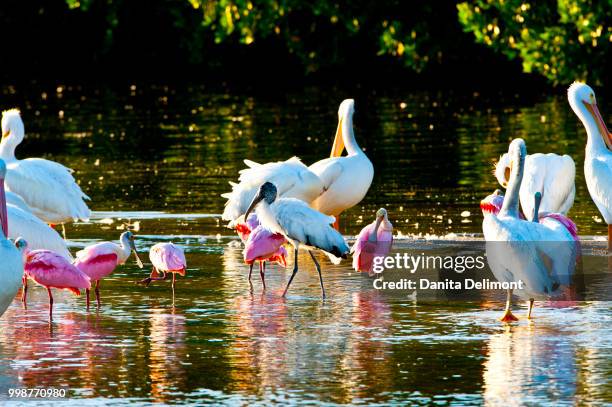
[0,0,609,89]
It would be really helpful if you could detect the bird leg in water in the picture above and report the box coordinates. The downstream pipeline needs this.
[86,288,90,309]
[260,261,266,290]
[248,263,254,281]
[21,276,28,308]
[95,280,101,307]
[608,225,611,270]
[61,223,67,240]
[47,287,54,321]
[499,289,518,322]
[308,251,326,299]
[171,273,176,307]
[527,298,535,319]
[137,268,167,286]
[282,247,300,297]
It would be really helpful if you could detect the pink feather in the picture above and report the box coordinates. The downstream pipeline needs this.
[73,249,120,281]
[149,243,187,276]
[352,222,393,273]
[25,250,91,295]
[243,225,287,266]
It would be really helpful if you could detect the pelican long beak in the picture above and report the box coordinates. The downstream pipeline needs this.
[330,118,345,158]
[129,239,144,268]
[584,101,612,150]
[244,192,263,221]
[0,179,7,237]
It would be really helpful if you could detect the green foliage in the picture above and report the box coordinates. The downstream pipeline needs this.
[457,0,611,85]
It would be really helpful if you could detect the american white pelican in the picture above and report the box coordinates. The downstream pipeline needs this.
[244,182,350,298]
[1,109,91,225]
[482,139,577,321]
[309,99,374,225]
[5,191,32,213]
[0,159,24,318]
[222,99,373,229]
[567,82,612,252]
[495,152,575,217]
[7,202,72,260]
[221,157,326,226]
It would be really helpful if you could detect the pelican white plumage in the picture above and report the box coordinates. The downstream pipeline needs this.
[221,157,326,226]
[495,152,575,217]
[244,182,350,298]
[0,109,91,225]
[309,99,374,224]
[7,204,72,260]
[567,82,612,251]
[5,191,32,213]
[222,99,373,229]
[0,159,24,318]
[482,139,577,321]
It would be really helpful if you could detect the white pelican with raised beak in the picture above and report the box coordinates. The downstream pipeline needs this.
[0,109,91,227]
[309,99,374,228]
[567,82,612,253]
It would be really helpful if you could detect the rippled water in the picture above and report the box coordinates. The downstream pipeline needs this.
[0,83,610,405]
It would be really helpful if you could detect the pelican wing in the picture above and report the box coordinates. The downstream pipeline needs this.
[7,205,73,260]
[270,198,349,263]
[5,158,91,223]
[222,157,325,223]
[308,158,344,190]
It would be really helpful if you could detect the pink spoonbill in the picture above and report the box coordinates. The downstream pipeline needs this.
[74,231,144,308]
[351,208,393,275]
[17,238,91,320]
[243,223,288,289]
[138,243,187,306]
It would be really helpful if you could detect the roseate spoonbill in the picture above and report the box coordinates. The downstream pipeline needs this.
[494,153,575,217]
[17,238,91,319]
[0,109,91,227]
[244,224,288,289]
[351,208,393,275]
[244,182,350,298]
[222,100,372,230]
[567,82,612,254]
[0,159,23,318]
[7,203,72,260]
[138,243,187,306]
[482,139,577,322]
[74,231,144,308]
[309,99,374,228]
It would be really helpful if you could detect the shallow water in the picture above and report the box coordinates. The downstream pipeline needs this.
[0,83,610,405]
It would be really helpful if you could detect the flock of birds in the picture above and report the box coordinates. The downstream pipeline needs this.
[0,82,610,323]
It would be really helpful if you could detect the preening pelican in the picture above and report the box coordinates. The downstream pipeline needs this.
[482,139,577,322]
[309,99,374,225]
[495,152,575,217]
[0,159,23,318]
[567,82,612,252]
[244,182,350,298]
[1,109,91,225]
[222,99,373,229]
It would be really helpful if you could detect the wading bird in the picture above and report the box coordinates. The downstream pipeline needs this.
[244,182,350,298]
[495,152,575,217]
[244,223,288,289]
[567,82,612,254]
[74,231,144,308]
[351,208,393,275]
[18,238,91,320]
[482,139,577,322]
[222,99,372,230]
[0,109,91,231]
[0,159,23,318]
[138,243,187,306]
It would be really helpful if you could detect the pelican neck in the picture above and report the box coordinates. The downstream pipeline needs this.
[341,113,362,156]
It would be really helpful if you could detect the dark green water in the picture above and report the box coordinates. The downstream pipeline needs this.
[0,83,610,405]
